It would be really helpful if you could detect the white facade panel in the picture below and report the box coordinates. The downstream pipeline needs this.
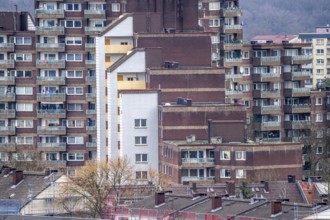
[103,16,133,37]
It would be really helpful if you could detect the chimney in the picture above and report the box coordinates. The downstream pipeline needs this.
[226,181,235,196]
[211,196,222,211]
[271,201,282,216]
[154,192,165,207]
[13,170,24,185]
[264,181,269,192]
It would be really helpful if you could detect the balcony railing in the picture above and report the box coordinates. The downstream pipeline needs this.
[261,105,281,111]
[0,76,15,83]
[181,176,215,181]
[85,26,103,32]
[85,60,96,65]
[224,24,243,30]
[259,72,281,78]
[223,8,242,13]
[292,55,312,61]
[224,58,242,62]
[86,109,96,114]
[36,43,65,50]
[0,93,15,98]
[85,43,96,49]
[86,142,97,148]
[0,60,15,66]
[0,126,15,131]
[291,120,311,125]
[262,138,281,142]
[37,76,65,82]
[292,71,310,77]
[38,126,66,131]
[182,158,215,163]
[37,109,65,114]
[38,142,66,148]
[86,126,96,131]
[226,90,243,95]
[0,109,16,117]
[261,121,281,127]
[36,59,65,66]
[260,56,281,62]
[35,9,64,15]
[260,89,280,94]
[86,93,96,98]
[0,43,14,50]
[37,93,66,99]
[292,88,311,93]
[36,26,65,33]
[225,74,243,79]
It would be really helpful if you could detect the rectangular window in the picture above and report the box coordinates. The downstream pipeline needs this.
[66,53,83,61]
[67,103,83,111]
[242,67,250,75]
[316,69,324,75]
[135,154,148,163]
[112,3,120,12]
[220,151,230,160]
[136,171,148,180]
[66,87,83,95]
[16,103,33,112]
[65,70,83,78]
[236,169,246,179]
[65,37,82,45]
[209,2,220,10]
[65,3,81,11]
[316,146,323,154]
[64,20,82,28]
[220,169,231,178]
[63,136,84,144]
[235,151,246,160]
[16,87,33,95]
[209,19,220,27]
[135,136,147,145]
[11,36,32,45]
[13,120,33,128]
[12,70,32,78]
[316,97,323,105]
[316,59,324,65]
[10,53,32,61]
[211,35,220,44]
[316,39,324,45]
[242,51,249,59]
[67,153,84,161]
[327,112,330,120]
[134,119,147,128]
[15,136,33,145]
[316,49,324,55]
[67,120,84,128]
[316,113,323,122]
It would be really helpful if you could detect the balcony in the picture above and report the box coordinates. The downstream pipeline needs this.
[86,93,96,101]
[0,93,15,102]
[223,42,243,51]
[0,43,14,52]
[0,126,15,135]
[38,142,67,152]
[84,10,106,19]
[262,138,281,143]
[284,104,311,114]
[85,43,96,52]
[181,176,214,184]
[225,90,243,98]
[254,122,281,131]
[35,26,65,35]
[0,60,15,69]
[37,126,66,135]
[86,109,96,115]
[225,74,243,82]
[223,58,242,67]
[36,59,65,69]
[221,8,242,17]
[253,72,281,82]
[0,143,16,152]
[41,160,67,168]
[37,93,66,102]
[284,121,311,129]
[37,76,65,85]
[86,126,96,134]
[0,109,16,118]
[283,71,310,81]
[284,88,311,97]
[85,60,96,68]
[85,76,96,84]
[223,24,243,34]
[181,158,215,168]
[105,45,134,54]
[86,142,97,149]
[253,105,281,115]
[35,9,64,19]
[292,55,312,65]
[253,89,281,99]
[37,109,66,118]
[253,56,281,66]
[36,43,65,52]
[84,26,103,35]
[0,76,15,85]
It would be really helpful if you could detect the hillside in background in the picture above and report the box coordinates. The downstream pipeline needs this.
[1,0,330,41]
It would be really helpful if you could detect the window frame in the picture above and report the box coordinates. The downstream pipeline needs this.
[134,119,147,128]
[220,150,231,160]
[135,154,148,163]
[220,169,231,178]
[135,136,147,145]
[111,3,120,12]
[235,151,246,160]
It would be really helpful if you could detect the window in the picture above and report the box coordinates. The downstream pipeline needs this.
[242,51,249,59]
[316,59,324,65]
[244,100,250,108]
[63,136,84,144]
[65,37,82,45]
[209,2,220,10]
[10,53,32,61]
[220,169,231,178]
[327,112,330,120]
[13,120,33,128]
[67,153,84,161]
[316,162,322,171]
[316,69,324,75]
[67,103,83,111]
[316,97,323,105]
[135,119,147,128]
[316,49,324,55]
[63,20,82,28]
[15,136,33,144]
[16,87,33,95]
[112,3,120,12]
[16,103,33,112]
[220,151,230,160]
[316,146,323,154]
[211,35,220,44]
[10,36,32,45]
[316,130,324,138]
[242,67,250,75]
[135,136,147,145]
[11,70,31,78]
[316,39,324,45]
[66,53,83,61]
[236,169,246,179]
[67,120,84,128]
[65,3,81,11]
[235,151,246,160]
[316,113,323,122]
[136,171,148,180]
[65,70,83,78]
[209,19,220,27]
[66,87,83,95]
[135,154,148,163]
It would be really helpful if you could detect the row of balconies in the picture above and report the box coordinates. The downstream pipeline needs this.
[0,108,95,118]
[0,76,96,86]
[0,126,97,136]
[253,104,311,115]
[35,9,106,19]
[226,88,312,99]
[0,59,96,69]
[253,120,313,131]
[0,92,96,102]
[35,26,104,35]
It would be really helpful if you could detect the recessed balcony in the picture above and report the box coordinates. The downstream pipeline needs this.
[181,176,215,184]
[253,105,281,115]
[85,76,96,84]
[38,142,67,152]
[85,60,96,68]
[253,89,281,99]
[37,126,66,135]
[223,58,242,67]
[225,90,243,98]
[86,93,96,101]
[37,109,66,118]
[222,42,243,51]
[85,43,96,52]
[86,109,96,115]
[254,122,281,131]
[0,43,14,52]
[284,104,311,114]
[37,93,66,102]
[221,7,242,17]
[84,26,103,35]
[283,71,311,81]
[284,88,311,97]
[0,60,15,69]
[41,160,67,168]
[35,26,65,35]
[253,56,281,66]
[0,109,16,118]
[292,55,312,65]
[37,76,66,85]
[0,93,15,102]
[0,126,15,135]
[0,76,15,85]
[253,72,281,83]
[35,9,64,19]
[36,43,65,52]
[225,74,243,82]
[86,142,97,149]
[284,121,311,129]
[84,10,106,19]
[0,143,16,152]
[181,158,215,168]
[86,126,96,134]
[36,59,65,69]
[224,24,243,34]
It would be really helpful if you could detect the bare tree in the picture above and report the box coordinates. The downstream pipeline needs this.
[148,166,172,192]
